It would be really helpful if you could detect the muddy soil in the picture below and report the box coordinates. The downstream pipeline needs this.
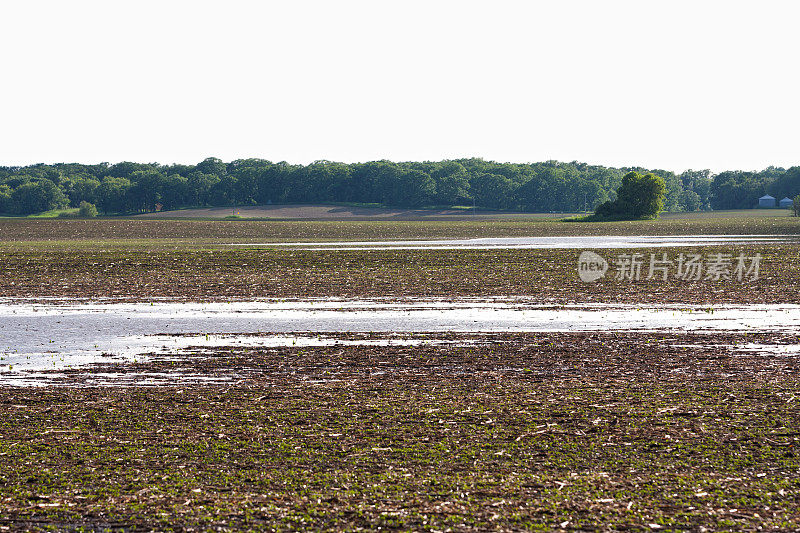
[0,331,798,530]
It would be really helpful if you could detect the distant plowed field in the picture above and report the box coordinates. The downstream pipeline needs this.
[135,204,565,220]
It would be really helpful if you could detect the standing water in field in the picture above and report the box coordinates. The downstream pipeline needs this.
[2,298,800,378]
[229,235,799,250]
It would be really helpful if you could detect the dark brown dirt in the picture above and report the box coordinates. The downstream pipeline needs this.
[0,246,798,305]
[134,204,549,220]
[1,214,798,242]
[0,332,798,531]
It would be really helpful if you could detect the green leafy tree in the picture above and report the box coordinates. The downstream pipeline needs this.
[655,170,682,212]
[434,171,471,206]
[679,169,712,210]
[78,201,98,218]
[159,174,190,210]
[10,180,68,215]
[516,168,558,211]
[210,174,239,205]
[107,161,157,178]
[679,189,702,212]
[591,171,665,221]
[615,171,666,219]
[127,170,168,212]
[253,162,296,204]
[363,161,402,205]
[67,177,101,206]
[471,173,514,210]
[96,177,131,214]
[396,170,436,208]
[186,172,220,206]
[0,185,12,214]
[195,157,227,177]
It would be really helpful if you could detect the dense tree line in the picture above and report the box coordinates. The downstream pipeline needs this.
[0,157,773,216]
[709,167,800,210]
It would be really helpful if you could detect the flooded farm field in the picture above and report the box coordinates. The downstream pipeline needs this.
[2,223,799,531]
[2,297,800,385]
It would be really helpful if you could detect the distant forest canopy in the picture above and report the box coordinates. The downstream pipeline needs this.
[0,157,798,216]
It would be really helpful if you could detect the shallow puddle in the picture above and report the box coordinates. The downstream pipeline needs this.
[734,343,800,356]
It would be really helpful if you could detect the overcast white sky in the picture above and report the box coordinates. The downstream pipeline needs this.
[1,0,798,173]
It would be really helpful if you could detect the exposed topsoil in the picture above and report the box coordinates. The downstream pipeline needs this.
[0,246,798,305]
[134,204,551,220]
[1,215,798,243]
[0,331,798,531]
